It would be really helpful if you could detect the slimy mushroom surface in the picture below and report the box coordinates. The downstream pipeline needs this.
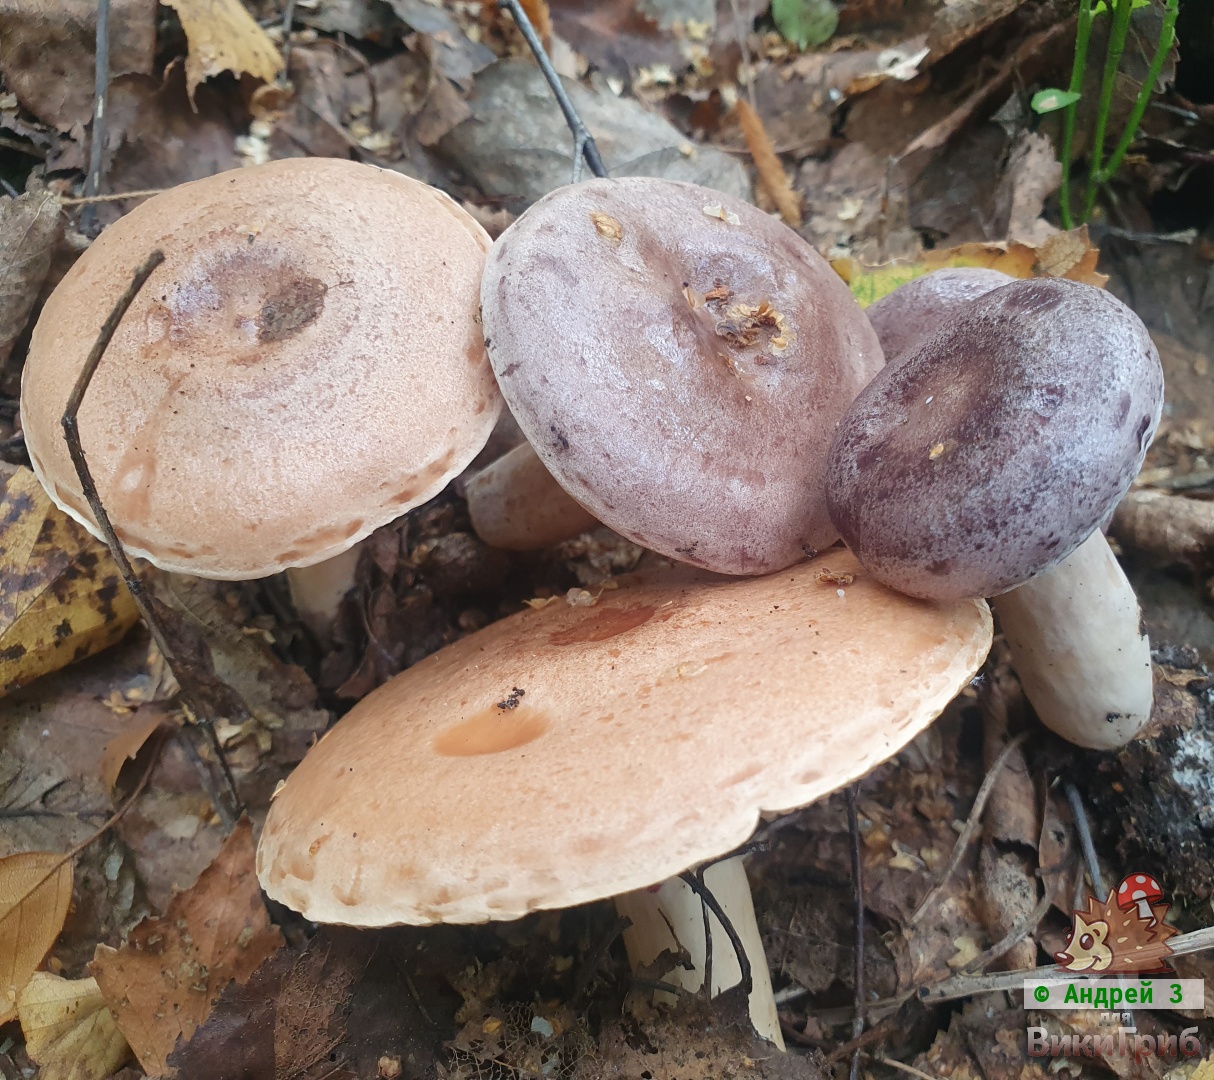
[481,176,884,575]
[21,158,501,579]
[826,277,1163,600]
[864,267,1014,361]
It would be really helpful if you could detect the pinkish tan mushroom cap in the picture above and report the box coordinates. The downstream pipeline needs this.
[864,267,1015,362]
[21,158,501,579]
[256,549,991,926]
[480,177,884,576]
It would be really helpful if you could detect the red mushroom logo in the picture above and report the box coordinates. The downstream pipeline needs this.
[1117,873,1163,923]
[1055,872,1177,975]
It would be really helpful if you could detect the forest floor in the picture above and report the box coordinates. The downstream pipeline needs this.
[1,0,1214,1077]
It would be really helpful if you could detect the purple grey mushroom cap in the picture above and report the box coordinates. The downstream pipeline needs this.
[865,267,1015,362]
[826,277,1164,601]
[480,176,884,576]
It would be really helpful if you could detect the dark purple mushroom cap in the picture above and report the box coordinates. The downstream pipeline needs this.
[481,176,884,575]
[865,267,1015,362]
[826,278,1163,601]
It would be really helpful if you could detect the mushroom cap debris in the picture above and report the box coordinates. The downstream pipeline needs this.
[257,549,991,926]
[480,176,884,576]
[826,278,1164,601]
[21,158,501,579]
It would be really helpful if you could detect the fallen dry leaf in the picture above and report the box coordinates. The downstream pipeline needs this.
[1000,131,1062,247]
[0,467,140,696]
[832,228,1107,309]
[387,0,495,90]
[162,0,284,104]
[1038,791,1080,914]
[102,64,244,209]
[0,189,62,367]
[0,851,74,1024]
[168,926,452,1080]
[18,972,131,1080]
[0,0,156,129]
[98,712,168,793]
[91,817,283,1076]
[547,0,683,81]
[735,100,801,228]
[976,845,1038,971]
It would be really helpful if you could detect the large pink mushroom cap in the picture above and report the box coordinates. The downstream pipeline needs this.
[481,176,884,576]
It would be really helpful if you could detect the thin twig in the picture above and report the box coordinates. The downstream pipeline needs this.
[872,1057,940,1080]
[60,250,242,828]
[919,924,1214,1003]
[280,0,299,80]
[0,728,165,929]
[60,188,167,206]
[679,868,754,1003]
[497,0,607,181]
[846,784,865,1080]
[1064,782,1105,898]
[62,253,169,661]
[823,1016,900,1064]
[911,731,1030,924]
[0,136,45,161]
[960,890,1053,975]
[81,0,112,233]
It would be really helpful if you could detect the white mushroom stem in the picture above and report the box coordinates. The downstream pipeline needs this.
[286,546,363,642]
[615,857,784,1049]
[990,530,1153,750]
[465,441,598,551]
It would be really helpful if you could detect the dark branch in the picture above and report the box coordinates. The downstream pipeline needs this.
[81,0,111,232]
[497,0,607,181]
[60,249,243,827]
[679,867,754,1003]
[846,785,866,1080]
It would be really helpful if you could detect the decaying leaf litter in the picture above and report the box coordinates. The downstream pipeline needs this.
[0,0,1213,1075]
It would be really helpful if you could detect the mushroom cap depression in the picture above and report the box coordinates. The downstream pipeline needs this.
[21,158,501,579]
[864,267,1014,361]
[480,176,884,576]
[257,549,991,926]
[826,278,1164,601]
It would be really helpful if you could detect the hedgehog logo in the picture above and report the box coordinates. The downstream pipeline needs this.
[1055,873,1178,975]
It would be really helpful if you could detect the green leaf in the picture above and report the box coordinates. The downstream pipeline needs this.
[772,0,839,49]
[1031,87,1082,114]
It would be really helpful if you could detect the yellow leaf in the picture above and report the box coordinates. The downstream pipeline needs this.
[0,852,74,1025]
[0,467,140,696]
[18,973,131,1080]
[832,227,1109,308]
[1189,1057,1214,1080]
[163,0,284,104]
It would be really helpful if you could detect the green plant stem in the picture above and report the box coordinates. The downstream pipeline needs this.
[1094,0,1179,185]
[1058,0,1095,229]
[1082,0,1135,221]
